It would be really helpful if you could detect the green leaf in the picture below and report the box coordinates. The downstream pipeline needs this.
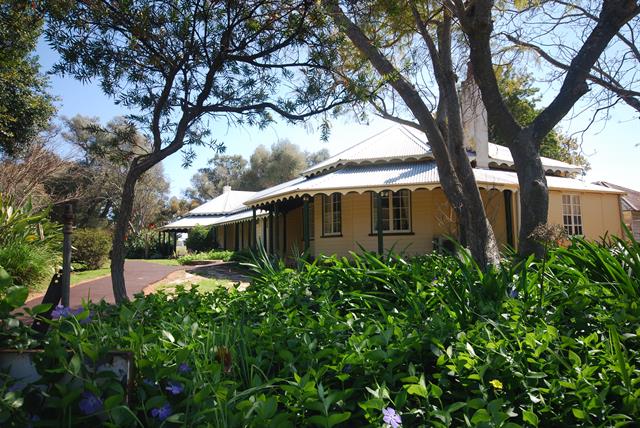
[471,409,491,424]
[327,412,350,427]
[523,409,539,427]
[69,354,82,375]
[0,268,13,288]
[5,286,28,307]
[406,384,428,398]
[572,408,586,420]
[27,303,52,315]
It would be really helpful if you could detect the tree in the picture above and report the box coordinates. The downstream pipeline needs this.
[56,115,170,230]
[184,154,248,203]
[185,141,330,202]
[46,0,350,302]
[457,0,639,256]
[490,67,589,169]
[325,1,501,266]
[0,1,55,156]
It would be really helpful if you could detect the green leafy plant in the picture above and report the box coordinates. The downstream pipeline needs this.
[72,228,112,270]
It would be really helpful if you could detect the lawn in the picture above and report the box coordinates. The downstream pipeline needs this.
[138,258,181,266]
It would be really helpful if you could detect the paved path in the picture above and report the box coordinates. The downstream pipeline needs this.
[25,260,184,307]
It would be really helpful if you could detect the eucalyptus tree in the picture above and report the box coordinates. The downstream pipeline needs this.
[0,1,55,156]
[456,0,640,256]
[325,1,501,266]
[46,0,350,302]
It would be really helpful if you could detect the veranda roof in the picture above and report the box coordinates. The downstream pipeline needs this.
[159,209,267,231]
[245,161,622,206]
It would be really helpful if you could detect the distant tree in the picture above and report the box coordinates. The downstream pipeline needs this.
[184,154,247,203]
[160,196,199,221]
[185,141,330,202]
[0,1,55,156]
[55,115,170,230]
[490,68,589,170]
[46,0,349,302]
[305,148,330,167]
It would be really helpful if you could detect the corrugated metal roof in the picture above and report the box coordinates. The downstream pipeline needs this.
[302,124,581,176]
[486,143,582,174]
[302,126,432,176]
[188,190,256,215]
[246,161,621,205]
[160,209,267,230]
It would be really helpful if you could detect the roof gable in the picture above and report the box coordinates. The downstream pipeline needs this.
[188,190,256,216]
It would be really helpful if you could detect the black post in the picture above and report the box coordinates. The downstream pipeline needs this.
[274,206,280,256]
[504,190,514,248]
[173,231,177,254]
[303,196,310,253]
[269,205,275,254]
[283,211,287,258]
[234,223,239,251]
[61,203,74,307]
[252,208,257,249]
[376,191,384,255]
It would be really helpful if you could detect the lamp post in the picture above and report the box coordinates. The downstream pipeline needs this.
[61,203,74,307]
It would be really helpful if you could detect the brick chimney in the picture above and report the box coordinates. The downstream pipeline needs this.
[460,64,489,169]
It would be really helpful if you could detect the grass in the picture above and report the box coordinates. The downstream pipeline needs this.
[70,266,111,285]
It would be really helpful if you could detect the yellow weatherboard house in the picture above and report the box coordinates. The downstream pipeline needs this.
[162,75,625,258]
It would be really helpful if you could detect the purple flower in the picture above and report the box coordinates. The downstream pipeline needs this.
[51,304,72,319]
[165,381,184,395]
[73,307,93,324]
[151,403,172,421]
[178,363,191,374]
[383,407,402,428]
[509,288,519,299]
[78,391,103,415]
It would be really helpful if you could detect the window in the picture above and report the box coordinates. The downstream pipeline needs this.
[372,190,411,233]
[562,194,583,235]
[322,193,342,236]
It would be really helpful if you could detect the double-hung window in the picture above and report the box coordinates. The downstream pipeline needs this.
[372,190,411,233]
[322,193,341,236]
[562,194,583,235]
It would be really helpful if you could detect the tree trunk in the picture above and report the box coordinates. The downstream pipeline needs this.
[326,0,500,267]
[510,130,547,257]
[110,167,142,303]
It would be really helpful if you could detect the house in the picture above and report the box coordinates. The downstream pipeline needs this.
[163,75,625,258]
[160,186,267,252]
[594,182,640,241]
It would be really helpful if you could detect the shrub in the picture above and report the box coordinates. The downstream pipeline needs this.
[0,241,56,288]
[177,249,234,265]
[72,228,112,270]
[125,228,173,259]
[2,237,639,426]
[185,225,215,252]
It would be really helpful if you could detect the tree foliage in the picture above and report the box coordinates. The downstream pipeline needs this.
[45,0,352,302]
[0,1,55,157]
[490,67,589,169]
[54,115,170,230]
[185,140,330,202]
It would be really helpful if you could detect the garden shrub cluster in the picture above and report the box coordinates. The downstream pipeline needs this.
[0,196,61,288]
[72,228,112,270]
[184,225,216,253]
[177,249,234,265]
[1,235,639,427]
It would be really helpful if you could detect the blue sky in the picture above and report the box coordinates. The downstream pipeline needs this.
[36,39,639,197]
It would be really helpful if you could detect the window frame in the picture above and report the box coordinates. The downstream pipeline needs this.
[322,193,342,237]
[371,190,412,234]
[562,194,583,236]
